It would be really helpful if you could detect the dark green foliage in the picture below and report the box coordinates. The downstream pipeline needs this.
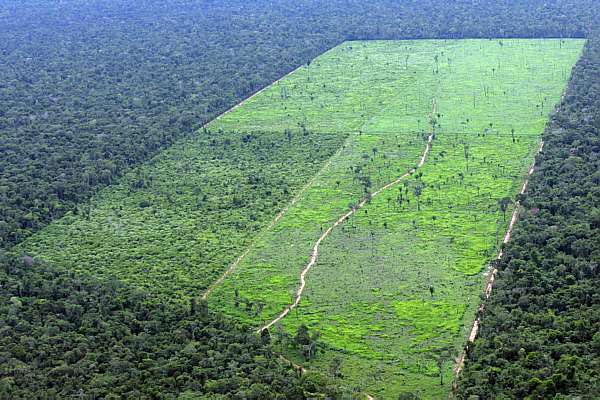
[456,33,600,399]
[295,324,312,346]
[398,393,421,400]
[0,0,598,247]
[0,255,350,399]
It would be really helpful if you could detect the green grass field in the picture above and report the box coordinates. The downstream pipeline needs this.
[17,39,584,398]
[207,39,584,398]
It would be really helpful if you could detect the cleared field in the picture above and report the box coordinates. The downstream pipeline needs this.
[17,39,583,398]
[207,39,584,398]
[17,131,344,300]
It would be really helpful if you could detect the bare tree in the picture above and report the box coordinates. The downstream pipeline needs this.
[498,197,512,221]
[413,184,424,211]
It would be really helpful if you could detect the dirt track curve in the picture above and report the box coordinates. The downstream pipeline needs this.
[201,136,351,300]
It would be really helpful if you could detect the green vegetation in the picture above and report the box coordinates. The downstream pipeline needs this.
[2,2,598,399]
[13,38,584,399]
[456,34,600,400]
[0,254,353,399]
[1,0,595,248]
[205,39,584,398]
[205,40,439,323]
[16,131,344,301]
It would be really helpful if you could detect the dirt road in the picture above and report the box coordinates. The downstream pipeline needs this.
[201,136,351,300]
[452,140,545,379]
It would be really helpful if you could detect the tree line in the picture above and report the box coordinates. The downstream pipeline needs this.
[1,1,598,398]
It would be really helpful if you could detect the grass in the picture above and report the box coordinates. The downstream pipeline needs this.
[206,39,584,398]
[17,38,584,398]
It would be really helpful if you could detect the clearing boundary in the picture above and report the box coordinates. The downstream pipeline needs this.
[451,139,545,385]
[201,135,352,300]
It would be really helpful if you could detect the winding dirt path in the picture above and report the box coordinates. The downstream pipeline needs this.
[200,63,326,300]
[257,98,437,334]
[452,139,545,380]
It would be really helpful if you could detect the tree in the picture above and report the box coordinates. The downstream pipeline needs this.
[329,356,343,378]
[498,197,512,221]
[274,323,289,350]
[463,142,470,171]
[302,343,317,361]
[255,301,265,316]
[413,184,423,211]
[295,324,311,346]
[198,298,209,319]
[260,328,271,345]
[190,297,197,315]
[434,347,452,386]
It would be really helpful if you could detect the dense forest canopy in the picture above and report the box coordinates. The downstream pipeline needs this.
[0,255,355,399]
[1,0,598,247]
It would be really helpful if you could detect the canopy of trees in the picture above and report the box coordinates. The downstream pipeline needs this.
[1,1,598,398]
[456,33,600,399]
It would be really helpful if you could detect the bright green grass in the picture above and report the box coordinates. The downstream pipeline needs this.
[209,41,438,135]
[207,41,442,324]
[16,131,345,301]
[207,39,584,399]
